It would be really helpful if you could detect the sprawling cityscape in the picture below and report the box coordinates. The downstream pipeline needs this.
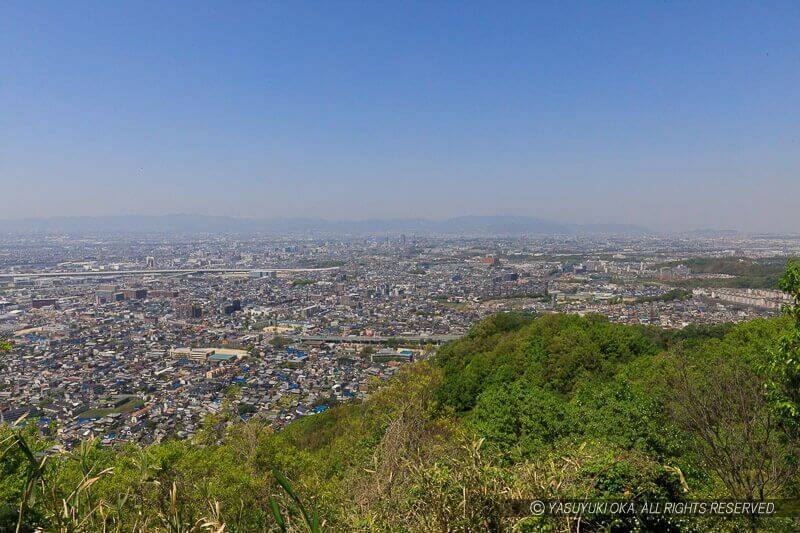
[2,229,797,447]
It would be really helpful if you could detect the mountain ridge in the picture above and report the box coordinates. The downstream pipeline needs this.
[0,214,651,236]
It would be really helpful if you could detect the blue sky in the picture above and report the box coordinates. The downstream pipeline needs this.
[2,1,799,231]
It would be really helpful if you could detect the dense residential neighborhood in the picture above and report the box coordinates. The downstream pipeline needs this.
[2,232,797,446]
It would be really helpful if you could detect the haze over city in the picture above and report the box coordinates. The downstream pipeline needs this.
[3,1,799,232]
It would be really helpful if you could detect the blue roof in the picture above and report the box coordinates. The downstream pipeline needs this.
[209,353,237,361]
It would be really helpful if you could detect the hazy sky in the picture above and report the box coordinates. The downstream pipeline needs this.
[2,1,799,232]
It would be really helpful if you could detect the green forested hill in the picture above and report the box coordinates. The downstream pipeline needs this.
[3,261,800,531]
[663,256,788,289]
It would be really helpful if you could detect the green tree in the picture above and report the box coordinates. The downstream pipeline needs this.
[470,381,574,458]
[766,258,800,433]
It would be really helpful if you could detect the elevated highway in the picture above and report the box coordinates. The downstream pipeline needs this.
[1,266,339,279]
[297,334,460,345]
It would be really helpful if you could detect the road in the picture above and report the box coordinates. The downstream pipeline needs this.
[298,334,461,345]
[1,267,340,279]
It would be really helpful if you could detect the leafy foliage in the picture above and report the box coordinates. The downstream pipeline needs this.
[436,313,658,411]
[766,258,800,434]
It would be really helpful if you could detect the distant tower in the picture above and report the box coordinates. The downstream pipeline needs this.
[146,256,155,269]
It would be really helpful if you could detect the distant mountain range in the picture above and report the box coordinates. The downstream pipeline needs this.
[682,228,742,238]
[0,214,651,236]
